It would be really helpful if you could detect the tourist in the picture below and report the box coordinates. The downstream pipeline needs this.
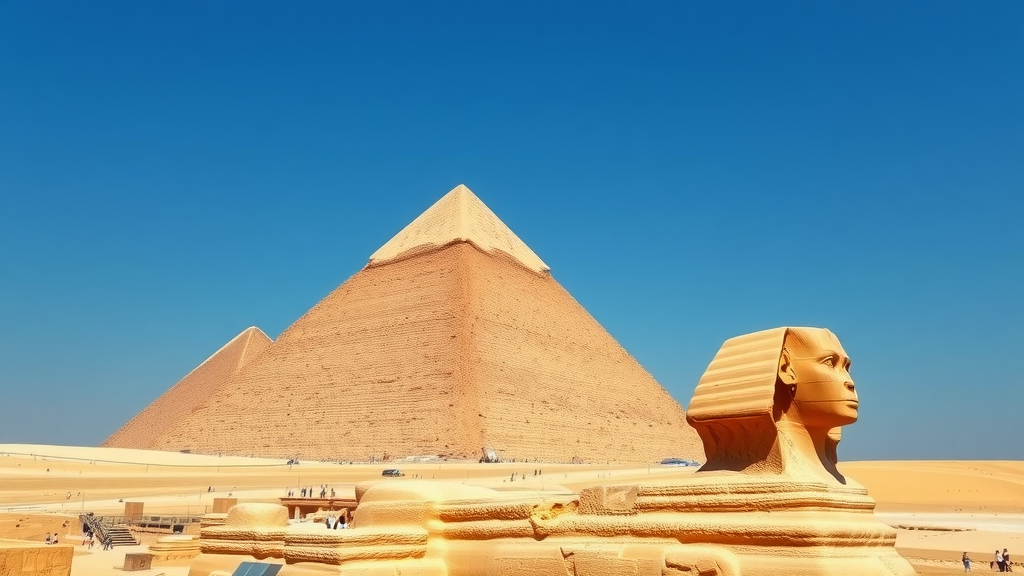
[45,533,51,545]
[88,535,95,549]
[1004,549,1012,572]
[52,533,58,545]
[997,550,1005,572]
[962,552,971,572]
[325,514,334,529]
[301,487,306,497]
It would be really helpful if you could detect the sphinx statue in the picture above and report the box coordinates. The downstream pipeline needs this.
[687,326,858,481]
[189,327,914,576]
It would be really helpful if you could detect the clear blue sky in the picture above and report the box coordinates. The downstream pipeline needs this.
[1,1,1021,460]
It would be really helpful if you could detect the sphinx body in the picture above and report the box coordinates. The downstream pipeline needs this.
[189,327,915,576]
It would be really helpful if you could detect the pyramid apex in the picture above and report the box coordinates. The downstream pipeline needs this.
[368,185,550,273]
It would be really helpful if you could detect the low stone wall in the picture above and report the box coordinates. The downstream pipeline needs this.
[0,539,72,576]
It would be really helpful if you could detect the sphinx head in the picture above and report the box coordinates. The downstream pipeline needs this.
[686,327,858,476]
[776,328,859,429]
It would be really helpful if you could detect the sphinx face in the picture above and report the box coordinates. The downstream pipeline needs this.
[783,329,859,428]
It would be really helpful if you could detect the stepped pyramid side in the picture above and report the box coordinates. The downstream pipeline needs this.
[103,327,272,449]
[370,184,549,273]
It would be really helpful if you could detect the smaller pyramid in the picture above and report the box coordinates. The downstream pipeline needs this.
[103,327,272,449]
[369,184,549,272]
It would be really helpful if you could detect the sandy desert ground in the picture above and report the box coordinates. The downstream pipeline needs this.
[1,444,1021,575]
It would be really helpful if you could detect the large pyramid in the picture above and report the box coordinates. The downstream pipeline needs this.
[106,185,703,463]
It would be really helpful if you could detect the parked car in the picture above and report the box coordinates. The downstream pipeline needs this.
[381,469,405,477]
[659,458,701,467]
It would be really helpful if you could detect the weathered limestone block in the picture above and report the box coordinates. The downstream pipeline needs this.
[199,504,289,559]
[148,535,201,562]
[0,539,73,576]
[200,513,228,529]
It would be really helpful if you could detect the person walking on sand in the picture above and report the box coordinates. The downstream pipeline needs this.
[1004,549,1012,572]
[997,549,1005,572]
[962,552,971,572]
[45,533,51,545]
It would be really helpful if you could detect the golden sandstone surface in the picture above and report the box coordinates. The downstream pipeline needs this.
[183,326,916,576]
[0,539,72,576]
[104,185,702,463]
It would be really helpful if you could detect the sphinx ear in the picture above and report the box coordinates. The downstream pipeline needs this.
[778,348,798,385]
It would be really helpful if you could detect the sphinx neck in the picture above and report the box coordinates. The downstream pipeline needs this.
[776,420,847,485]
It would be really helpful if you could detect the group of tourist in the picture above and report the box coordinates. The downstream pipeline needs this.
[286,485,336,498]
[962,549,1014,572]
[45,528,115,550]
[994,548,1014,572]
[47,530,106,550]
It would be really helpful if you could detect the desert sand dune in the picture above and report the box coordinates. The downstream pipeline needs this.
[840,460,1024,513]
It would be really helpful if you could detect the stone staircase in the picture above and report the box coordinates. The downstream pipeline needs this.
[105,525,138,547]
[80,514,139,547]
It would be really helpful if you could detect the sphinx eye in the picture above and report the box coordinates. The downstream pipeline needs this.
[821,356,835,367]
[844,359,852,371]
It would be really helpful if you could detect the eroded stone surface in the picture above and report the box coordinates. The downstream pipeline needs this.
[186,327,915,576]
[0,539,72,576]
